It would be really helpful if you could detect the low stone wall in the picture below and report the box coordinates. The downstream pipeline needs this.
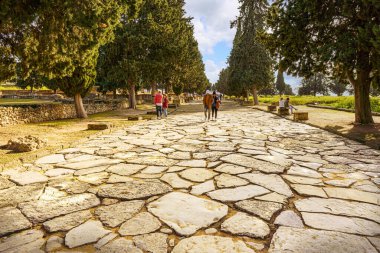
[0,102,120,126]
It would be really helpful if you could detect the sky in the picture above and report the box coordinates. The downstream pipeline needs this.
[184,0,300,90]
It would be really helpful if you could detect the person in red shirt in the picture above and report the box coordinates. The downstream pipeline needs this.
[163,94,169,117]
[154,91,163,119]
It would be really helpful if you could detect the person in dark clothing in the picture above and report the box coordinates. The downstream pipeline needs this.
[212,91,221,120]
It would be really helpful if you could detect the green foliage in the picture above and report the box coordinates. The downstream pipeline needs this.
[215,68,229,94]
[275,70,286,95]
[298,73,329,96]
[268,0,380,123]
[258,95,380,113]
[97,0,208,98]
[284,84,294,95]
[226,0,273,99]
[329,79,348,96]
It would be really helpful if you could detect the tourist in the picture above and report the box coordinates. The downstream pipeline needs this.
[212,91,221,120]
[154,90,163,119]
[203,90,213,121]
[285,97,296,114]
[163,94,169,117]
[279,97,285,108]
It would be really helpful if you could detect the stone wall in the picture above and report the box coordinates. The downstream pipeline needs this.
[0,102,120,126]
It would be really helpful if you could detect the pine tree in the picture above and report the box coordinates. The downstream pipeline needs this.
[227,0,273,105]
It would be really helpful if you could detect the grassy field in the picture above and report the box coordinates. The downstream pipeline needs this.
[250,95,380,113]
[0,85,50,91]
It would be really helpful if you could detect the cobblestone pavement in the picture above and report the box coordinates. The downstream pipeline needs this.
[1,107,380,253]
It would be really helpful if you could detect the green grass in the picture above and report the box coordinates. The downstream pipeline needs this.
[228,95,380,113]
[0,85,50,91]
[0,98,59,105]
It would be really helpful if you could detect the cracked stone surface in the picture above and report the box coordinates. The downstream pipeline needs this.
[0,207,32,236]
[148,192,228,236]
[65,220,111,248]
[235,199,283,221]
[95,200,145,227]
[1,106,379,251]
[172,235,255,253]
[221,212,270,238]
[119,212,161,236]
[269,227,377,253]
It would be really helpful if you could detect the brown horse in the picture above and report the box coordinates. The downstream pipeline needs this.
[203,94,213,120]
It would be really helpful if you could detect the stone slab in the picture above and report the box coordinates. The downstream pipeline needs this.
[147,192,228,236]
[98,181,172,200]
[65,220,111,248]
[0,206,32,236]
[95,200,145,227]
[269,227,376,253]
[172,235,255,253]
[240,173,293,197]
[207,185,270,202]
[43,210,92,232]
[221,212,270,238]
[235,199,283,221]
[18,193,100,223]
[295,197,380,223]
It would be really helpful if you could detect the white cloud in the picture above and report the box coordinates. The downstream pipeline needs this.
[204,59,227,84]
[185,0,239,55]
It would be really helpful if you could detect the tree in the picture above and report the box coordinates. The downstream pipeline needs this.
[284,84,294,95]
[268,0,380,124]
[298,73,329,96]
[227,0,273,105]
[16,71,44,93]
[97,0,208,107]
[329,79,348,96]
[0,0,140,118]
[215,68,230,94]
[275,69,286,95]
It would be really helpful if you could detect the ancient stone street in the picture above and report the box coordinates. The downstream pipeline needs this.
[1,107,379,252]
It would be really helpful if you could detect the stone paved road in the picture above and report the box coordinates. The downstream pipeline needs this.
[1,107,380,253]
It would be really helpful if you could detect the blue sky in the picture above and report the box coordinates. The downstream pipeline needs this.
[184,0,301,91]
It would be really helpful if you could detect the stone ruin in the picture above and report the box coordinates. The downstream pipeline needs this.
[7,135,47,152]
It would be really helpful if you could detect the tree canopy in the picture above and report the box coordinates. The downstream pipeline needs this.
[227,0,273,104]
[268,0,380,124]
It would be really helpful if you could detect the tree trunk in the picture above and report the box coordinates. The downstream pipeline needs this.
[128,84,136,109]
[151,83,157,103]
[246,90,250,102]
[113,89,117,99]
[347,70,374,124]
[252,86,259,105]
[74,93,88,118]
[30,85,33,93]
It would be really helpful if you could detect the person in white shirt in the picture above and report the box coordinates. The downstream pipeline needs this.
[279,97,285,108]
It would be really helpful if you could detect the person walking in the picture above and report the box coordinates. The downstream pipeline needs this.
[163,94,169,117]
[203,90,213,121]
[154,90,163,119]
[212,91,221,120]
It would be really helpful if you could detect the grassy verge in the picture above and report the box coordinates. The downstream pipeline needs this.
[0,108,156,171]
[232,95,380,113]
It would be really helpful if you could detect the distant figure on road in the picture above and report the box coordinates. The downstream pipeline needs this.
[154,90,163,119]
[163,94,169,118]
[203,90,213,121]
[212,91,221,120]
